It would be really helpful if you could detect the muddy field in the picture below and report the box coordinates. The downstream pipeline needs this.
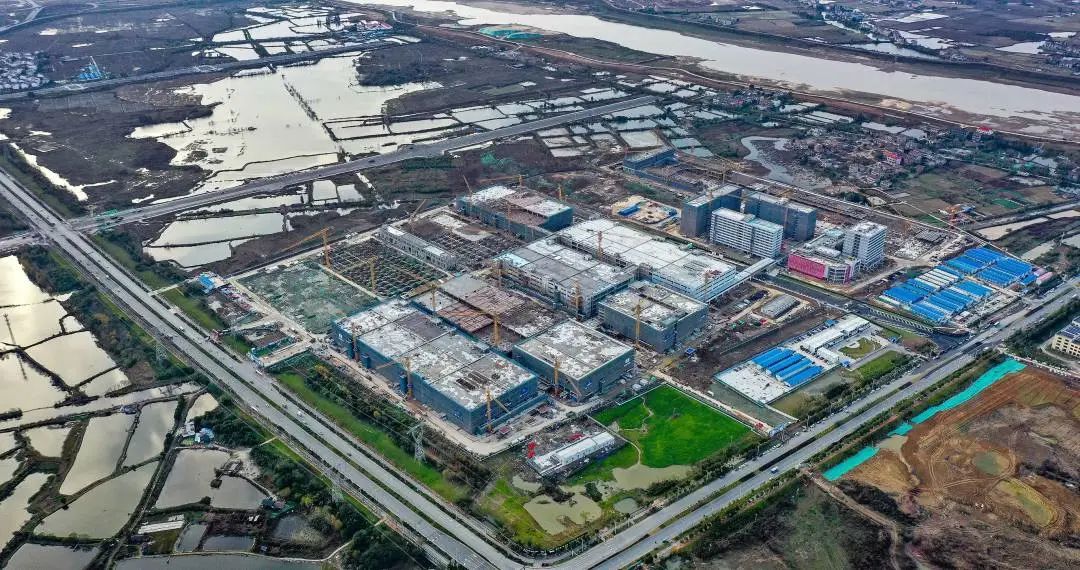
[845,367,1080,568]
[671,302,832,390]
[0,2,258,79]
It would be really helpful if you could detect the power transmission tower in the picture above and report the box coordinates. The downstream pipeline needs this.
[409,423,424,463]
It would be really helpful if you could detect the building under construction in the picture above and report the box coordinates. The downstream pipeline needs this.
[455,185,574,240]
[556,219,740,302]
[377,211,523,272]
[495,238,636,318]
[331,300,543,434]
[512,320,635,402]
[598,282,708,352]
[413,274,564,352]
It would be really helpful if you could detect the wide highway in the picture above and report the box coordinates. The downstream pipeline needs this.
[584,279,1077,570]
[69,95,659,231]
[0,167,514,570]
[5,150,1073,569]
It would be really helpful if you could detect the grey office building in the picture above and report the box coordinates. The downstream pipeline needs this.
[744,192,817,241]
[680,183,743,238]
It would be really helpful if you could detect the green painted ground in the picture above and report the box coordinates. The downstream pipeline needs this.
[594,384,755,468]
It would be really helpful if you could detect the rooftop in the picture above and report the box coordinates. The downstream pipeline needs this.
[557,219,736,288]
[748,218,783,232]
[686,183,743,206]
[516,320,633,381]
[498,238,635,300]
[600,282,705,327]
[460,185,571,219]
[1058,318,1080,342]
[340,300,535,410]
[849,220,887,235]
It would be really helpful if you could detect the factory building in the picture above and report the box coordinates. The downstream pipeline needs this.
[513,320,635,402]
[557,219,740,302]
[331,300,543,434]
[495,238,636,317]
[787,229,860,283]
[376,211,523,272]
[530,431,619,477]
[378,226,459,271]
[455,185,573,240]
[709,209,784,259]
[842,221,888,271]
[414,274,563,351]
[622,146,676,170]
[744,192,817,241]
[680,183,743,238]
[1050,318,1080,359]
[598,282,708,352]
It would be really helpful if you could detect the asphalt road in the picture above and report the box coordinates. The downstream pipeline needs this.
[586,279,1077,570]
[0,168,511,570]
[4,146,1073,569]
[69,95,659,231]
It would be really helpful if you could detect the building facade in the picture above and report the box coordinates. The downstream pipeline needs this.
[709,208,783,259]
[1050,318,1080,358]
[744,191,817,241]
[843,221,888,271]
[598,281,708,352]
[680,184,743,238]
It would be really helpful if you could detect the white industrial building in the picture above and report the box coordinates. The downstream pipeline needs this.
[709,208,783,259]
[556,219,740,302]
[530,431,619,476]
[843,221,887,270]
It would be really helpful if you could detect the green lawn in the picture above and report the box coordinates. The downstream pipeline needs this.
[838,338,880,359]
[274,371,468,503]
[594,384,756,468]
[856,351,911,382]
[162,287,227,331]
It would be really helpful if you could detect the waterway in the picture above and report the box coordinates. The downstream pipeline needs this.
[115,554,319,569]
[37,461,158,538]
[359,0,1080,138]
[5,543,99,569]
[822,358,1027,481]
[155,449,267,509]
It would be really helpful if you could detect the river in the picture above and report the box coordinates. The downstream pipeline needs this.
[356,0,1080,138]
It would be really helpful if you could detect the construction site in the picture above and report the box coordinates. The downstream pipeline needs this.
[830,362,1080,569]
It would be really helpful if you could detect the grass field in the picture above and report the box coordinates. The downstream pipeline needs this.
[594,384,756,468]
[839,338,879,359]
[161,287,227,331]
[275,370,469,503]
[856,351,911,382]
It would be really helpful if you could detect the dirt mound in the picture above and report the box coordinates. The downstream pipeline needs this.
[845,367,1080,567]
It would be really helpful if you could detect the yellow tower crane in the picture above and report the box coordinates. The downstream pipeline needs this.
[485,388,513,432]
[282,228,331,266]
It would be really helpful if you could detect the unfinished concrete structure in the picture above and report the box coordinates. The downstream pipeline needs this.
[414,274,564,351]
[513,320,634,402]
[556,219,739,302]
[455,185,573,240]
[331,300,543,434]
[598,281,708,352]
[495,238,636,318]
[378,211,522,271]
[326,238,447,298]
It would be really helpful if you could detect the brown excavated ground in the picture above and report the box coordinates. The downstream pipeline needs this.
[844,366,1080,569]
